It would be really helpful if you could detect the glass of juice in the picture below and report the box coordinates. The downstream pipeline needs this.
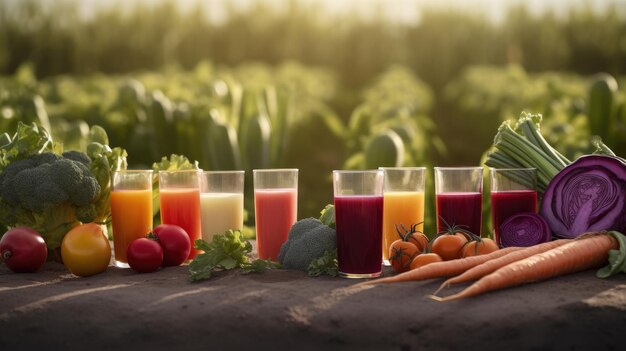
[158,170,202,260]
[333,170,384,278]
[253,169,298,260]
[199,171,245,243]
[380,167,426,266]
[434,167,483,236]
[490,168,538,246]
[110,170,154,268]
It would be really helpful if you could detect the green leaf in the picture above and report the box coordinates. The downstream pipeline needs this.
[319,204,335,229]
[596,231,626,278]
[0,122,53,170]
[241,259,281,274]
[308,250,338,277]
[88,125,109,145]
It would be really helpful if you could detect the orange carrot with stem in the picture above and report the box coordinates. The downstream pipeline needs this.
[431,232,618,302]
[433,239,572,295]
[357,246,522,287]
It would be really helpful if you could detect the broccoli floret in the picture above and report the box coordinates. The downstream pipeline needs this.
[75,204,98,223]
[278,218,337,271]
[14,164,68,211]
[30,152,62,166]
[50,158,100,206]
[62,151,91,165]
[0,158,36,205]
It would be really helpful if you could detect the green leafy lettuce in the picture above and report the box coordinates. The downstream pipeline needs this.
[189,229,279,281]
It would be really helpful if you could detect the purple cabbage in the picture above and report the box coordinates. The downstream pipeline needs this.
[499,212,551,247]
[540,155,626,239]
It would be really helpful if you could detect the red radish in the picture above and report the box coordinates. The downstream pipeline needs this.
[0,227,47,273]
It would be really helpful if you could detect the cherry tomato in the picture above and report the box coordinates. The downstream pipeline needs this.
[389,240,420,273]
[127,238,163,273]
[0,227,47,273]
[410,253,443,270]
[153,224,191,267]
[431,233,468,261]
[407,232,429,252]
[462,238,499,258]
[61,223,111,277]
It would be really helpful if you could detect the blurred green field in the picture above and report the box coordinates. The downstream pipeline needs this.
[1,0,626,235]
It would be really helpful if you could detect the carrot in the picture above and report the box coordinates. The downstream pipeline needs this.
[433,239,572,295]
[431,233,618,302]
[356,246,522,287]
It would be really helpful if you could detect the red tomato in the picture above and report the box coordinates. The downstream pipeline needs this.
[0,227,47,273]
[153,224,191,266]
[127,238,163,273]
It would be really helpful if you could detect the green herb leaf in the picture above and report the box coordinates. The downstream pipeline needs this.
[241,259,281,274]
[308,250,338,277]
[319,204,336,229]
[596,231,626,278]
[189,229,276,281]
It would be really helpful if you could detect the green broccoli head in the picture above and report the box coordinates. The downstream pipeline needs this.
[0,152,100,211]
[278,217,322,263]
[278,218,337,271]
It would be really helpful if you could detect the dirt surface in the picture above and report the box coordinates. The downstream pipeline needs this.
[1,260,626,351]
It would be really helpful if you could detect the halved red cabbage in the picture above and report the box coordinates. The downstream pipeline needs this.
[499,212,551,247]
[540,155,626,238]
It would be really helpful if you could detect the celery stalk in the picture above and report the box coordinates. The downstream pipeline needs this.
[491,120,563,193]
[515,112,570,167]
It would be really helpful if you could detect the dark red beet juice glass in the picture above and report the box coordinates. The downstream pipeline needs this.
[333,170,384,278]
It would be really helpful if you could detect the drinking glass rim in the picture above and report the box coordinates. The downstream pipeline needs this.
[113,169,154,174]
[434,166,483,171]
[378,166,427,171]
[158,169,201,174]
[489,167,537,172]
[332,169,383,174]
[253,168,298,173]
[200,170,245,175]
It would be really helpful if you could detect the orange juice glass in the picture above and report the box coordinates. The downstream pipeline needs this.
[159,170,202,260]
[111,170,154,268]
[380,167,426,266]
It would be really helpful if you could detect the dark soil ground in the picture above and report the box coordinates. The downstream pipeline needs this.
[1,260,626,351]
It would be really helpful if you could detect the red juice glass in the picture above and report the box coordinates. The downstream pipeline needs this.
[333,170,384,278]
[490,168,538,246]
[159,170,202,260]
[253,169,298,260]
[434,167,483,236]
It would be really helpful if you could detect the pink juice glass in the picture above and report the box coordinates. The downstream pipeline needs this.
[253,169,298,261]
[490,168,538,246]
[333,170,384,279]
[435,167,483,236]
